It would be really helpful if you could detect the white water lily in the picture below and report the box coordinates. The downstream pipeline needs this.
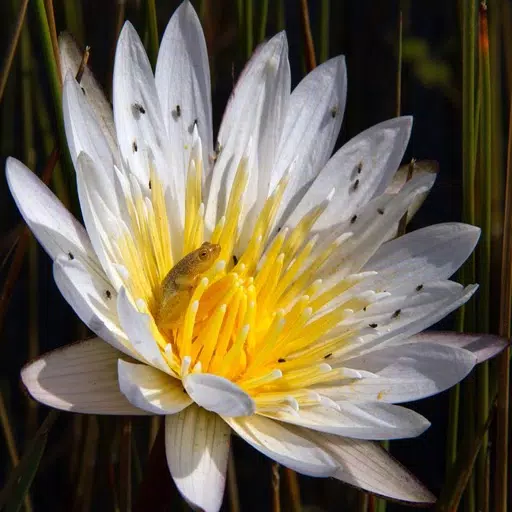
[6,2,506,510]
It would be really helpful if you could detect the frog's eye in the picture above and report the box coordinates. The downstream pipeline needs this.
[198,249,209,260]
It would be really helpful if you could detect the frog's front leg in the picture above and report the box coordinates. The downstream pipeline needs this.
[157,288,193,329]
[173,273,201,291]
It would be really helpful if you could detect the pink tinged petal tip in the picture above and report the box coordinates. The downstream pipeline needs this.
[410,331,509,364]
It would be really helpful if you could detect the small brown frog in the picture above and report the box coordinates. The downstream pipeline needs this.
[156,242,220,328]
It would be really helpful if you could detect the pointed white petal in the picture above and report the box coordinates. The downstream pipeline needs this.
[271,56,347,225]
[326,342,477,403]
[113,22,184,231]
[155,1,213,179]
[117,287,172,374]
[225,415,338,477]
[53,255,134,357]
[21,338,148,415]
[205,32,290,233]
[63,74,120,215]
[317,172,436,279]
[59,33,119,163]
[286,117,412,230]
[118,360,191,414]
[261,402,430,440]
[184,373,255,416]
[407,331,508,364]
[355,283,478,355]
[166,405,230,512]
[363,223,480,294]
[75,153,125,290]
[5,158,99,269]
[305,430,436,503]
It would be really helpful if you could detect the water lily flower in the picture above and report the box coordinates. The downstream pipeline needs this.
[6,2,506,510]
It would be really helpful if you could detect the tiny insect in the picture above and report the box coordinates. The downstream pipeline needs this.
[330,105,339,118]
[132,102,146,114]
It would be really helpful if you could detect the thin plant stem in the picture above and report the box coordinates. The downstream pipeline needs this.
[476,4,491,511]
[33,0,74,190]
[20,15,39,445]
[246,0,253,58]
[494,48,512,512]
[73,416,99,510]
[0,0,29,103]
[62,0,85,46]
[119,418,132,512]
[0,393,22,486]
[258,0,269,43]
[147,0,159,67]
[319,0,330,63]
[396,11,402,118]
[300,0,316,71]
[276,0,285,32]
[236,0,243,32]
[271,462,281,512]
[283,468,301,512]
[227,450,240,512]
[43,0,61,84]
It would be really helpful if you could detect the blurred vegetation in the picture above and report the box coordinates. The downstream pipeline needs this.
[0,0,511,511]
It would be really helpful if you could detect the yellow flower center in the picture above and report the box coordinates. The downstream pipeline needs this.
[115,152,369,413]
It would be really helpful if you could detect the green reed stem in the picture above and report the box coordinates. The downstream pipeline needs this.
[495,78,512,512]
[227,450,240,512]
[62,0,85,46]
[147,0,159,67]
[276,0,285,32]
[246,0,253,58]
[0,0,28,103]
[33,0,72,193]
[319,0,330,63]
[258,0,269,43]
[448,2,477,509]
[475,5,492,511]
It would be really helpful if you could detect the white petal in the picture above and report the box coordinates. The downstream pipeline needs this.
[285,117,412,230]
[356,282,478,354]
[63,74,120,215]
[5,158,99,268]
[271,56,347,224]
[363,223,480,294]
[406,331,508,364]
[317,172,436,280]
[118,360,191,414]
[225,415,338,477]
[166,405,230,512]
[155,1,213,179]
[113,22,184,235]
[261,402,430,440]
[53,255,134,357]
[305,430,435,503]
[205,32,290,233]
[21,338,148,415]
[184,373,255,416]
[117,287,172,374]
[326,342,477,403]
[75,153,125,290]
[59,33,119,163]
